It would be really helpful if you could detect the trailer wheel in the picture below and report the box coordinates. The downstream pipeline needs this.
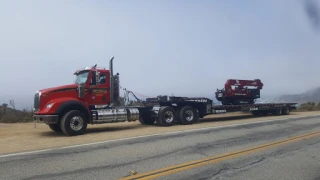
[179,106,199,125]
[281,108,289,115]
[273,109,282,116]
[60,110,87,136]
[139,112,155,125]
[158,106,176,126]
[49,124,62,132]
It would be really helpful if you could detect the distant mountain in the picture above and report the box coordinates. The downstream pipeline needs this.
[273,87,320,104]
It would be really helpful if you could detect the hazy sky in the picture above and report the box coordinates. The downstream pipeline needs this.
[0,0,320,109]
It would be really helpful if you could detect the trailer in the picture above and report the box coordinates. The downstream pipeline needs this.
[137,95,297,126]
[33,57,297,136]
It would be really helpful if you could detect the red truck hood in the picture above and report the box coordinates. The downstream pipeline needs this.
[39,84,78,94]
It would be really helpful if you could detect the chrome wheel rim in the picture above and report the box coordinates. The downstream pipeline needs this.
[185,110,194,121]
[164,111,174,123]
[70,116,84,131]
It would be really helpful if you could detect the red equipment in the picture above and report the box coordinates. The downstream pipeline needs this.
[215,79,263,105]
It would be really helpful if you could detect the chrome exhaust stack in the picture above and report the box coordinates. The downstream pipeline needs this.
[109,56,114,106]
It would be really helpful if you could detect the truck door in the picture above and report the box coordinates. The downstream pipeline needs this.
[87,71,110,105]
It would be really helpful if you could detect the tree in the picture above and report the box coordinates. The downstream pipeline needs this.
[1,103,8,115]
[9,99,16,115]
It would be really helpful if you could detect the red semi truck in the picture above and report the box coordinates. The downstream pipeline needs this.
[33,57,297,136]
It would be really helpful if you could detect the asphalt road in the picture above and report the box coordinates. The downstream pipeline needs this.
[1,115,320,180]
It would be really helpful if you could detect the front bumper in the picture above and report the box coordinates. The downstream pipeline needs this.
[33,114,59,125]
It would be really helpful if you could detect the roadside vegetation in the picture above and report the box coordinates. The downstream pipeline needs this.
[0,101,33,123]
[294,102,320,112]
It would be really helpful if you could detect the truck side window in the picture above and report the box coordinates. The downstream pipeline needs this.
[90,71,97,85]
[99,73,106,84]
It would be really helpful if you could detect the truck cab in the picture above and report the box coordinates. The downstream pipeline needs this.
[33,57,137,136]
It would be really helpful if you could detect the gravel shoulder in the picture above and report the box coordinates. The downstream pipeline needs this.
[1,111,319,155]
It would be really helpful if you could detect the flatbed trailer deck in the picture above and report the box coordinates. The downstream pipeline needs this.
[139,96,297,126]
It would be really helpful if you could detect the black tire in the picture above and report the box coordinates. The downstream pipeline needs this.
[49,124,62,132]
[139,112,155,125]
[158,106,176,126]
[272,109,282,116]
[281,108,289,115]
[60,110,88,136]
[179,106,199,125]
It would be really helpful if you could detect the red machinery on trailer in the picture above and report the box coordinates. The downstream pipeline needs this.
[215,79,264,105]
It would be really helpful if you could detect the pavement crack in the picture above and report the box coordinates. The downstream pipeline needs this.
[196,168,225,180]
[233,157,265,170]
[185,167,227,180]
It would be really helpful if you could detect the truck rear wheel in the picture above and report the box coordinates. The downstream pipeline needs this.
[157,106,176,126]
[49,124,62,132]
[179,106,199,125]
[60,110,87,136]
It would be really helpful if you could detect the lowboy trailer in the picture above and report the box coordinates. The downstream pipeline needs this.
[33,57,297,136]
[139,96,297,125]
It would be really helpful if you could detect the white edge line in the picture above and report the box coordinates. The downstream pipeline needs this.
[0,115,319,158]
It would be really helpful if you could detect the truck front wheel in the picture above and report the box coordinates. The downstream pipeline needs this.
[60,110,87,136]
[49,124,62,132]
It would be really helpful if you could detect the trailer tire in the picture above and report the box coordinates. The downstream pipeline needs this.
[281,108,289,115]
[60,110,87,136]
[179,106,199,125]
[49,124,62,132]
[139,113,155,125]
[273,109,282,116]
[158,106,176,126]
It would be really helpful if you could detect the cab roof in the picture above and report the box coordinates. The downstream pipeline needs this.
[74,66,109,75]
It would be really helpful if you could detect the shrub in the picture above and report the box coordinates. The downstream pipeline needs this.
[0,106,33,123]
[296,102,320,112]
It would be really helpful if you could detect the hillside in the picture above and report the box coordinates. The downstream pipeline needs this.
[273,87,320,104]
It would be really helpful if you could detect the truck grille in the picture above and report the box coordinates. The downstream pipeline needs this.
[34,92,40,112]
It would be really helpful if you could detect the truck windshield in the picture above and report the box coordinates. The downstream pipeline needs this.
[74,71,89,84]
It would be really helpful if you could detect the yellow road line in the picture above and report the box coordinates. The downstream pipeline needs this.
[120,131,320,180]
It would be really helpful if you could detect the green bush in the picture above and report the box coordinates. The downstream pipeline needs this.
[296,102,320,112]
[0,107,33,123]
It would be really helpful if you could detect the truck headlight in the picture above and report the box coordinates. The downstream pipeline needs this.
[46,103,54,108]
